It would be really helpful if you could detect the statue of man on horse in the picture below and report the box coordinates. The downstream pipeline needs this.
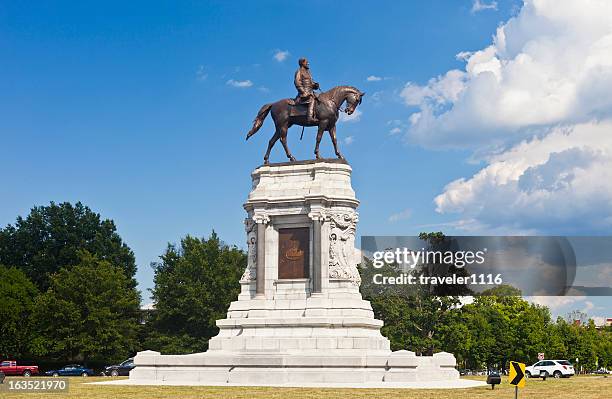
[246,57,365,165]
[293,57,320,124]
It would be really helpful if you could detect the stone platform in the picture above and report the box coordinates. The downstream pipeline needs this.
[126,160,475,388]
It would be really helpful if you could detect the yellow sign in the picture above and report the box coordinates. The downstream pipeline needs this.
[509,361,526,388]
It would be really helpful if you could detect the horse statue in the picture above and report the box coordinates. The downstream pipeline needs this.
[245,86,365,164]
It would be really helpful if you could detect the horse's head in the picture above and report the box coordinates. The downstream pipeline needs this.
[344,90,365,115]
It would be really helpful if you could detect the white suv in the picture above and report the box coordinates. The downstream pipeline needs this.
[525,360,575,378]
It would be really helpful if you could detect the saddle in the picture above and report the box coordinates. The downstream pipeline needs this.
[288,93,319,117]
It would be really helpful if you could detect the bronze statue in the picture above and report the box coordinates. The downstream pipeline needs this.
[246,58,365,164]
[294,58,319,124]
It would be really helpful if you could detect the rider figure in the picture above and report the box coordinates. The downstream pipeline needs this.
[294,58,319,123]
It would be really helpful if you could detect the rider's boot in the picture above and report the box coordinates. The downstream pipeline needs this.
[308,100,318,124]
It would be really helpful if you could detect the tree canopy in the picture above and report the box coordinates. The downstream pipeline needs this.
[0,202,137,291]
[0,265,39,359]
[30,251,141,363]
[145,233,246,354]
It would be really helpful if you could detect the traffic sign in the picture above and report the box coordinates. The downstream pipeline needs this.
[538,352,545,360]
[509,361,526,388]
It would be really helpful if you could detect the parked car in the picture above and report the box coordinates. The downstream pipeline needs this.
[593,368,610,375]
[525,359,575,378]
[102,358,135,377]
[44,364,94,377]
[0,360,39,377]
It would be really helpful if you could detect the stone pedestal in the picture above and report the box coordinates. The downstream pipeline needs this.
[129,160,462,387]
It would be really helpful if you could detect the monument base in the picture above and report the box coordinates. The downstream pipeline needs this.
[127,283,467,387]
[127,351,462,387]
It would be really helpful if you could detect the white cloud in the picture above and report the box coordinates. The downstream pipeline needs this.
[339,109,362,123]
[196,65,208,81]
[471,0,498,13]
[273,49,290,62]
[388,209,412,222]
[403,0,612,149]
[527,296,585,310]
[399,0,612,234]
[344,136,355,145]
[434,121,612,233]
[387,119,407,135]
[367,75,382,82]
[226,79,253,88]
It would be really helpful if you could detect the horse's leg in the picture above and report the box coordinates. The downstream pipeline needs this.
[263,130,280,165]
[329,125,345,160]
[279,125,296,162]
[314,125,324,159]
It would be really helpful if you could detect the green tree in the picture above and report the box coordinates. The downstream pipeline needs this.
[30,252,141,363]
[454,295,552,369]
[0,265,39,358]
[145,233,246,354]
[596,326,612,369]
[0,202,137,291]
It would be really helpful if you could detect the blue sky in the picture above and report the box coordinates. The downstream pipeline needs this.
[1,1,610,322]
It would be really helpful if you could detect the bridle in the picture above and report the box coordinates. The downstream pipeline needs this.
[325,88,361,114]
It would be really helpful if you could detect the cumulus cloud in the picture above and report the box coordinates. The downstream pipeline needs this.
[434,121,612,233]
[273,49,290,62]
[471,0,498,13]
[344,136,355,145]
[226,79,253,88]
[367,75,383,82]
[403,0,612,148]
[401,0,612,234]
[388,209,412,222]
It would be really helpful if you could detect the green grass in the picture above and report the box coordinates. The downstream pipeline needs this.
[1,375,610,399]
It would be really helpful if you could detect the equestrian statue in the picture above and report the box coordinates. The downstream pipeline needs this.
[246,57,365,164]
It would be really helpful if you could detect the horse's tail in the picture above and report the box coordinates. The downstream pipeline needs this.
[246,103,272,140]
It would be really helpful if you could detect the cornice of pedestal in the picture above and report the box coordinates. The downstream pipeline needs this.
[244,160,359,213]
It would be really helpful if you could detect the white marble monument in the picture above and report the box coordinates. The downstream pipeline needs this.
[127,160,471,388]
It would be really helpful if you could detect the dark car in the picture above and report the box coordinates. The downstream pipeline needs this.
[45,364,94,377]
[102,358,135,377]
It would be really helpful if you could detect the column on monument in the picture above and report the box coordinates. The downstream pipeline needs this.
[308,210,326,294]
[253,213,269,297]
[312,218,321,293]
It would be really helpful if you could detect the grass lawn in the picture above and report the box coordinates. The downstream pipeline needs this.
[1,375,610,399]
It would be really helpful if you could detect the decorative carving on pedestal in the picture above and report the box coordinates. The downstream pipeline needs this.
[240,219,257,283]
[328,211,361,285]
[252,213,270,225]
